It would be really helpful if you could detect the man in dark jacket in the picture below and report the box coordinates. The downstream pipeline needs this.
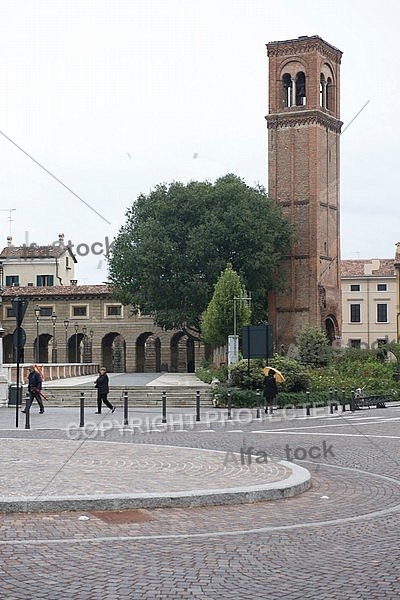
[22,366,44,413]
[263,369,278,415]
[94,367,115,414]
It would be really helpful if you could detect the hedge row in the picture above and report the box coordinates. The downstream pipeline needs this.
[211,387,396,408]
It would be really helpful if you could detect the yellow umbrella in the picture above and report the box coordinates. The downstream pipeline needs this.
[262,366,285,383]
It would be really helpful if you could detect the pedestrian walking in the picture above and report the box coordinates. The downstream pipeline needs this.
[263,369,278,414]
[22,366,45,414]
[95,367,115,413]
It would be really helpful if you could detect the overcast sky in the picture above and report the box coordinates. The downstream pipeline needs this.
[0,0,398,284]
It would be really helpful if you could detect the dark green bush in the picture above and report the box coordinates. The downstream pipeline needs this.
[229,356,310,392]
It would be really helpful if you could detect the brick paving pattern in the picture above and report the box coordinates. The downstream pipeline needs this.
[0,404,399,598]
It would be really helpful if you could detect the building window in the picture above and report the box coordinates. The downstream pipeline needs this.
[37,275,54,286]
[350,339,361,349]
[106,305,122,317]
[6,307,15,318]
[350,304,361,323]
[295,72,306,106]
[73,306,87,317]
[40,307,54,317]
[5,275,19,286]
[377,284,387,291]
[376,304,388,323]
[282,73,292,107]
[350,284,360,291]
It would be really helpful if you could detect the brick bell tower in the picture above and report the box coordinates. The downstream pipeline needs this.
[266,35,343,350]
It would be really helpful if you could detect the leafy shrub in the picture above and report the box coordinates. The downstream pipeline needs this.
[229,356,310,392]
[196,364,228,385]
[297,325,330,367]
[212,387,263,408]
[229,359,264,389]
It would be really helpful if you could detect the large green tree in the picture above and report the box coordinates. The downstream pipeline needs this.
[201,264,251,347]
[107,174,292,338]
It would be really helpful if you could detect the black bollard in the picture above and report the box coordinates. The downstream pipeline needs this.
[162,391,167,423]
[342,388,346,412]
[196,390,201,422]
[350,389,355,412]
[306,389,311,416]
[79,391,85,428]
[256,389,261,419]
[227,392,232,420]
[334,388,338,411]
[24,390,30,430]
[123,389,129,425]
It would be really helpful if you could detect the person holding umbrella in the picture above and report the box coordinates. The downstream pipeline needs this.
[263,369,278,415]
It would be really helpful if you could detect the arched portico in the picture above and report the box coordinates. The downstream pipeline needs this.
[102,332,126,372]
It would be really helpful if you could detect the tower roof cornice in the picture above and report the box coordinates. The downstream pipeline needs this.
[267,35,342,64]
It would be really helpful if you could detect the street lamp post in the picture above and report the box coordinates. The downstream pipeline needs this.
[63,318,69,362]
[0,287,7,404]
[74,322,79,363]
[34,305,41,363]
[82,325,87,363]
[89,329,94,363]
[51,312,57,363]
[228,291,252,380]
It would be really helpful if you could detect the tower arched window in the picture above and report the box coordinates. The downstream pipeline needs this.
[295,72,306,106]
[282,73,292,107]
[320,73,326,107]
[326,77,333,111]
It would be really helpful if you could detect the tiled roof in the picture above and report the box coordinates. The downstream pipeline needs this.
[1,285,111,298]
[0,244,77,261]
[341,259,395,278]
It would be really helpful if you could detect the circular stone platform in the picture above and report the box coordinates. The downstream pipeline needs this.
[0,439,311,512]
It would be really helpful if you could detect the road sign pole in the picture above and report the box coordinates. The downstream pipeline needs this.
[11,297,29,428]
[15,328,20,428]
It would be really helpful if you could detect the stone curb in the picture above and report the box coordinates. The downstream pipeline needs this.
[0,459,311,513]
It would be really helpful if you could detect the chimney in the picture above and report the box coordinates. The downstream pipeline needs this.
[7,236,12,247]
[59,233,65,245]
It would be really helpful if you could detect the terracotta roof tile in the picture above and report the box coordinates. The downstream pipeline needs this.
[0,244,77,261]
[341,259,395,278]
[1,285,111,298]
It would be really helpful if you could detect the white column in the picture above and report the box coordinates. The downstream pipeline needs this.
[291,78,296,107]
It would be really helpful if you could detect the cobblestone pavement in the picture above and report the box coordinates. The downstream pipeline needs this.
[0,404,400,599]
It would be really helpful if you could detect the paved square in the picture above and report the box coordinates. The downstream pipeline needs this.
[0,403,399,599]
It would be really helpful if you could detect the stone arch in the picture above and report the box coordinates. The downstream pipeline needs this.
[3,334,14,363]
[170,332,195,373]
[280,60,307,108]
[136,332,161,373]
[67,333,85,363]
[325,315,338,343]
[320,63,335,111]
[102,332,126,372]
[295,71,306,106]
[34,333,52,363]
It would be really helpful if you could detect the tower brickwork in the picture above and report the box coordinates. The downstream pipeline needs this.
[266,35,342,348]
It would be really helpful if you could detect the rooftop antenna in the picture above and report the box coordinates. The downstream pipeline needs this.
[0,208,16,236]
